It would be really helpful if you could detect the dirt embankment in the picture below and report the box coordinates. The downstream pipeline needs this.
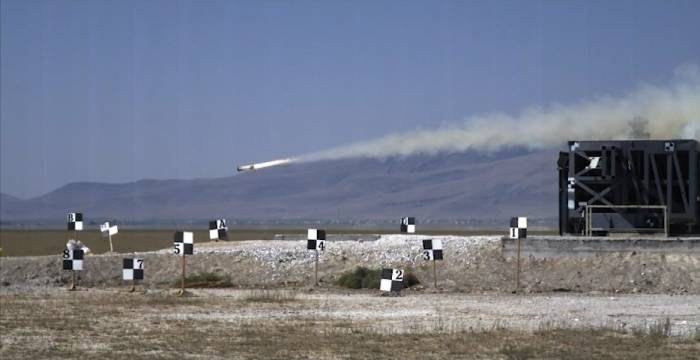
[1,235,698,294]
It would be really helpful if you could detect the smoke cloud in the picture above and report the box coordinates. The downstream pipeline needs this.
[299,65,700,162]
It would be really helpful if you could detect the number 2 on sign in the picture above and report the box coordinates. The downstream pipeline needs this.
[393,269,403,281]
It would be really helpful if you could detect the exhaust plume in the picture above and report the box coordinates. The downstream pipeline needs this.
[299,65,700,162]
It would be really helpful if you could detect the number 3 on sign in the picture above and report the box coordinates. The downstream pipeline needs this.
[422,250,431,261]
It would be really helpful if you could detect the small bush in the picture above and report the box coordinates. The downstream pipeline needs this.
[174,272,233,288]
[336,267,419,289]
[499,342,535,360]
[648,317,672,339]
[242,290,297,303]
[631,317,672,343]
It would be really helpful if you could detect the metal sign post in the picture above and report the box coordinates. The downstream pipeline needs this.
[432,258,437,288]
[510,217,527,294]
[307,229,325,287]
[178,255,186,296]
[516,236,521,294]
[315,249,319,286]
[173,231,193,296]
[70,270,76,291]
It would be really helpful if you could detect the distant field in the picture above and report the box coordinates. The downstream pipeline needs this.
[0,228,557,257]
[0,229,276,257]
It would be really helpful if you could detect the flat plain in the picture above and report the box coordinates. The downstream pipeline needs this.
[1,288,699,359]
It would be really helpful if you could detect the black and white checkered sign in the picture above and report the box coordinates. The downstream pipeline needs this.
[209,219,228,240]
[307,229,326,251]
[665,142,675,152]
[174,231,194,256]
[380,268,404,292]
[422,239,443,260]
[67,212,83,231]
[100,221,118,237]
[509,217,527,239]
[400,217,416,233]
[62,249,84,270]
[122,258,144,280]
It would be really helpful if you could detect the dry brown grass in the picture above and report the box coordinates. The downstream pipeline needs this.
[1,290,698,359]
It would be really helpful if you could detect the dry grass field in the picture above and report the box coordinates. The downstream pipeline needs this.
[1,288,699,359]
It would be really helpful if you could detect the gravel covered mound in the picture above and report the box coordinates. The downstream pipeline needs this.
[1,235,698,294]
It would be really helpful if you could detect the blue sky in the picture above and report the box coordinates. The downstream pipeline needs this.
[2,0,700,198]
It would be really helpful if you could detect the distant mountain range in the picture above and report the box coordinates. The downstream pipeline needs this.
[0,149,559,225]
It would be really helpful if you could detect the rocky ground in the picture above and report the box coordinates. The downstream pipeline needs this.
[1,235,698,294]
[2,235,700,358]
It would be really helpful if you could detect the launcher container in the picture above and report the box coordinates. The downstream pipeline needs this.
[558,139,699,236]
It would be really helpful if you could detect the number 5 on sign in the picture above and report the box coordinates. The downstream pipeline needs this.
[174,244,181,255]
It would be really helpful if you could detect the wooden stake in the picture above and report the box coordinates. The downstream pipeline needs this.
[515,237,521,294]
[69,270,76,291]
[130,279,135,293]
[178,255,186,296]
[432,258,437,289]
[314,249,319,286]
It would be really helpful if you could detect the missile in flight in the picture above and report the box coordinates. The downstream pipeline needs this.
[237,158,293,172]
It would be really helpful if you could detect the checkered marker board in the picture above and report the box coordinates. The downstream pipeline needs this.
[665,142,675,152]
[400,217,416,233]
[422,239,443,260]
[62,249,84,270]
[122,258,144,280]
[174,231,194,256]
[307,229,326,251]
[209,219,228,240]
[509,217,527,239]
[67,212,83,231]
[100,221,118,236]
[380,268,404,292]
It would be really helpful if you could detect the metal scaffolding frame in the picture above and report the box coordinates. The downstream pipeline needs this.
[559,140,699,236]
[584,205,668,237]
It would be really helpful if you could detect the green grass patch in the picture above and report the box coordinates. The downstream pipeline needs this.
[336,266,419,289]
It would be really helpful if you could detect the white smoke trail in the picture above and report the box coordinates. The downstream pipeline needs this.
[299,65,700,162]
